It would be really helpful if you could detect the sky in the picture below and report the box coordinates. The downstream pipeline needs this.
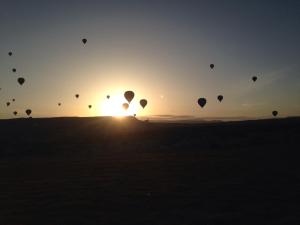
[0,0,300,119]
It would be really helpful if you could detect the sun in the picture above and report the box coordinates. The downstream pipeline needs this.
[100,94,138,117]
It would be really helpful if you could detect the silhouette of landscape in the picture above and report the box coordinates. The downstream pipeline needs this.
[0,117,299,225]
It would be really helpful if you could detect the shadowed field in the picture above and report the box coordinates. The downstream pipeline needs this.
[0,117,299,225]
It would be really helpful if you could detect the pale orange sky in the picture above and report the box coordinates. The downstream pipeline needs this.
[1,1,300,119]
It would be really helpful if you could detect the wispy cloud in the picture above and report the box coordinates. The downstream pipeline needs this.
[241,102,266,108]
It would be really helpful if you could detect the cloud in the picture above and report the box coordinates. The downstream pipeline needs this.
[241,102,266,108]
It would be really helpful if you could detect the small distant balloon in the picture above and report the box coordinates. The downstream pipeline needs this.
[210,64,214,69]
[140,99,148,109]
[197,98,207,108]
[58,103,61,106]
[122,103,129,110]
[8,52,12,56]
[75,94,79,98]
[134,113,136,117]
[217,95,223,102]
[12,98,15,102]
[252,76,257,82]
[25,109,32,116]
[88,105,92,109]
[82,38,87,44]
[12,68,16,73]
[6,102,10,107]
[13,111,18,116]
[124,91,134,103]
[17,77,25,85]
[107,95,110,99]
[272,111,278,117]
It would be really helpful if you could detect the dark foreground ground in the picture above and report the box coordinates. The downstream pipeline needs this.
[0,117,300,225]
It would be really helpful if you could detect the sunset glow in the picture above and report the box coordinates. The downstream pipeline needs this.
[100,94,139,117]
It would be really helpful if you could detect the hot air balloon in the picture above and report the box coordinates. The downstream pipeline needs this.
[8,52,12,56]
[140,99,147,108]
[75,94,79,99]
[217,95,223,102]
[134,113,136,117]
[12,99,15,102]
[82,38,87,44]
[58,103,61,106]
[122,103,129,110]
[13,111,17,116]
[252,76,257,82]
[210,64,214,69]
[124,91,134,103]
[197,98,207,108]
[88,105,92,109]
[17,77,25,85]
[272,111,278,117]
[107,95,110,99]
[6,102,10,107]
[12,68,16,73]
[25,109,32,116]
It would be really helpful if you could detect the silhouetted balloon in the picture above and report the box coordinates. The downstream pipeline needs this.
[25,109,32,116]
[82,38,87,44]
[134,113,136,117]
[210,64,214,69]
[122,103,129,110]
[8,52,12,56]
[272,111,278,117]
[140,99,148,108]
[6,102,10,107]
[107,95,110,99]
[12,68,16,73]
[12,98,15,102]
[13,111,17,116]
[217,95,223,102]
[88,105,92,109]
[124,91,134,103]
[197,98,207,108]
[17,77,25,85]
[252,76,257,82]
[58,103,61,106]
[75,94,79,98]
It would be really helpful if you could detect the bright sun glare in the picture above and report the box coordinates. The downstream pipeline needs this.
[101,94,139,117]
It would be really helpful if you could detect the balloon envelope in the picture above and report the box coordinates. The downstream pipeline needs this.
[25,109,32,116]
[272,111,278,117]
[8,52,12,56]
[124,91,134,103]
[122,103,129,110]
[210,64,214,69]
[197,98,207,108]
[17,77,25,85]
[252,76,257,82]
[82,38,87,44]
[13,111,17,116]
[140,99,148,108]
[75,94,79,98]
[6,102,10,107]
[217,95,223,102]
[88,105,92,109]
[58,103,61,106]
[12,68,16,73]
[107,95,110,99]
